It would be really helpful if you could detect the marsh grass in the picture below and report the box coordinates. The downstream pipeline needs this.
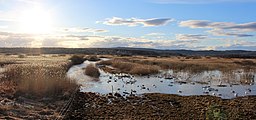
[69,55,85,65]
[233,60,256,67]
[98,59,160,75]
[1,62,77,98]
[98,56,256,74]
[85,55,100,61]
[85,64,100,78]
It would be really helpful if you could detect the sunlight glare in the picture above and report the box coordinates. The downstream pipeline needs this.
[19,7,54,34]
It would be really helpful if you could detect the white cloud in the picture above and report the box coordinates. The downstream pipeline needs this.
[0,10,18,22]
[100,17,174,27]
[176,34,207,40]
[180,20,256,37]
[0,31,255,50]
[208,29,253,37]
[59,27,108,33]
[146,32,165,36]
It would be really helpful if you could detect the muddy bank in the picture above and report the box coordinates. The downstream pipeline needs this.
[65,91,256,119]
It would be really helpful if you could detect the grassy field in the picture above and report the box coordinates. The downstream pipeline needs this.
[0,54,78,119]
[98,56,256,74]
[0,54,255,119]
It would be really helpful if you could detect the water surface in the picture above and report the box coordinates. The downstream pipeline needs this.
[67,60,256,99]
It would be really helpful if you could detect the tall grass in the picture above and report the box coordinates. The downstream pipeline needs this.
[69,55,85,65]
[98,57,256,74]
[85,55,100,61]
[98,59,160,75]
[1,62,77,98]
[85,64,100,78]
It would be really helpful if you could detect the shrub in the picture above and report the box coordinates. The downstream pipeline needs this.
[85,55,100,61]
[85,64,100,78]
[69,55,85,65]
[18,54,26,58]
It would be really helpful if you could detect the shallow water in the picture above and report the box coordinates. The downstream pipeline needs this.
[67,60,256,99]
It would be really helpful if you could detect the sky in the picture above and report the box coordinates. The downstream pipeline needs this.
[0,0,256,50]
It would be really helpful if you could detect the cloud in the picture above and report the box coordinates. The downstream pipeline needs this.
[176,34,207,40]
[0,31,198,49]
[0,10,18,22]
[0,26,8,29]
[216,43,256,51]
[146,32,165,36]
[100,17,174,27]
[180,20,256,32]
[180,20,256,37]
[151,0,256,4]
[224,22,256,32]
[208,29,253,37]
[0,31,255,50]
[180,20,232,29]
[60,27,108,33]
[0,32,35,47]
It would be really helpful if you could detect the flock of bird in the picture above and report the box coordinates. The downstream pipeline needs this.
[102,72,254,98]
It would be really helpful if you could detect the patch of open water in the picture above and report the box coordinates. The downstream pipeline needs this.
[67,60,256,99]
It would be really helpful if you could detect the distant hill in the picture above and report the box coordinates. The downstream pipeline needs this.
[0,47,255,58]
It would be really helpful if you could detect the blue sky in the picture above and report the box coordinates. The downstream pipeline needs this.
[0,0,255,50]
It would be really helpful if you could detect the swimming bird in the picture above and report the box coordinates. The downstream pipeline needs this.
[234,93,238,97]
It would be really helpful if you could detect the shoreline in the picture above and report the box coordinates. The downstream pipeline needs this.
[65,91,256,119]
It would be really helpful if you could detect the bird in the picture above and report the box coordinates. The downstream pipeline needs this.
[247,88,252,92]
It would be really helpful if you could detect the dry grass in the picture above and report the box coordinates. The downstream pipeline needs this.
[0,55,77,98]
[98,59,160,75]
[98,56,256,74]
[1,63,77,98]
[69,55,85,65]
[85,64,100,78]
[130,65,160,75]
[233,60,256,66]
[85,55,100,61]
[0,55,78,119]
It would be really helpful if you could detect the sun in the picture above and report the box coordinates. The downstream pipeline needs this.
[18,7,53,34]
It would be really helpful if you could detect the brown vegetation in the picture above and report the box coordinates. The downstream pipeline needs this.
[0,55,78,119]
[98,56,256,74]
[65,92,256,119]
[69,55,85,65]
[98,59,160,75]
[84,55,100,61]
[1,63,77,98]
[233,60,256,66]
[85,64,100,78]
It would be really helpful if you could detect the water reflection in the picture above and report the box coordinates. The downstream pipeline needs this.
[67,61,256,99]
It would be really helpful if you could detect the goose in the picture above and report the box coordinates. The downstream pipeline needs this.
[247,88,252,92]
[107,80,111,83]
